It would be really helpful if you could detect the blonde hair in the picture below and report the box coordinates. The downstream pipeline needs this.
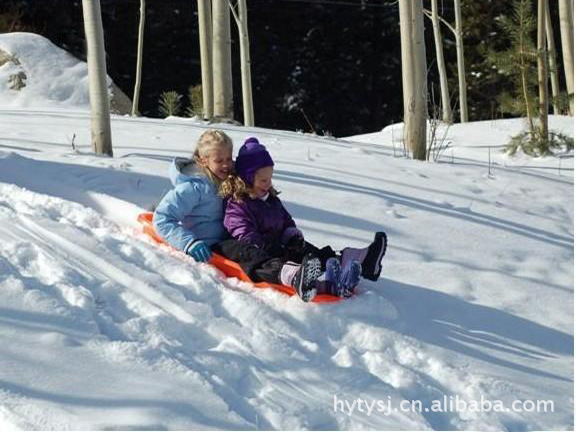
[193,130,233,186]
[220,174,279,202]
[194,129,233,160]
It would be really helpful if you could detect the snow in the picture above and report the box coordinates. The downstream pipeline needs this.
[0,32,573,431]
[0,33,96,110]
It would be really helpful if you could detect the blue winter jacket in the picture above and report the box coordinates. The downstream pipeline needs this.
[153,158,226,253]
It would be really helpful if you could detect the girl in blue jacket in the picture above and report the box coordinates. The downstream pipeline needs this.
[219,137,387,302]
[153,130,233,263]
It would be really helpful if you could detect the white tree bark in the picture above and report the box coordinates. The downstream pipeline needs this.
[430,0,452,123]
[558,0,574,114]
[212,0,234,119]
[131,0,145,116]
[545,0,561,114]
[399,0,427,160]
[230,0,254,126]
[399,0,414,155]
[198,0,213,119]
[537,0,549,139]
[518,0,535,134]
[454,0,468,122]
[82,0,113,156]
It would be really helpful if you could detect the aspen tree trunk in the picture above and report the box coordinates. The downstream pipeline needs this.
[411,0,428,161]
[537,0,549,140]
[131,0,145,116]
[399,0,427,160]
[82,0,113,156]
[431,0,452,123]
[198,0,213,119]
[545,0,561,114]
[238,0,254,126]
[519,8,536,136]
[558,0,574,114]
[230,0,254,126]
[399,0,414,156]
[212,0,234,119]
[454,0,468,122]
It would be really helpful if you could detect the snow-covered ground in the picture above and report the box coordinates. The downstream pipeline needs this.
[0,33,573,431]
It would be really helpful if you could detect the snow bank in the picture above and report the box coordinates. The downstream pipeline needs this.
[0,32,118,111]
[0,32,573,431]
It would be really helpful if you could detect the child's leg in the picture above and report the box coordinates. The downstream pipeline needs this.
[340,260,362,297]
[282,254,321,302]
[321,257,360,298]
[253,255,321,302]
[214,239,277,281]
[321,257,342,296]
[214,239,293,285]
[284,242,339,296]
[253,258,285,284]
[215,240,320,301]
[288,242,337,270]
[341,232,387,281]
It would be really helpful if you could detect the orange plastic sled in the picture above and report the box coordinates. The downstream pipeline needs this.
[137,212,342,303]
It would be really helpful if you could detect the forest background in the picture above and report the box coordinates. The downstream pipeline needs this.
[0,0,570,137]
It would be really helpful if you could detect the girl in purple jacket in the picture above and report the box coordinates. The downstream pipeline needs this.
[216,137,387,302]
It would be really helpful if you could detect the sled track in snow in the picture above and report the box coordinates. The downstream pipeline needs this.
[16,214,201,325]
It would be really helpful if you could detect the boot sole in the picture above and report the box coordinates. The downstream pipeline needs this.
[325,257,343,297]
[295,255,321,302]
[342,261,361,297]
[362,232,387,281]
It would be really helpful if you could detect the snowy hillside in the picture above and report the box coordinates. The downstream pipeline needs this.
[0,32,574,431]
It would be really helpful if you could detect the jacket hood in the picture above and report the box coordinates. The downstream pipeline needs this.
[169,157,207,187]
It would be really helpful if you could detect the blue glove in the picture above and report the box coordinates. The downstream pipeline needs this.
[187,241,212,262]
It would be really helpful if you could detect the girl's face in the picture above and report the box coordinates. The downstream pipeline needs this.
[252,166,274,198]
[200,147,233,180]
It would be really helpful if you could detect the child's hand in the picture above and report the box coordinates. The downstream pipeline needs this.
[265,242,286,257]
[286,235,306,255]
[187,241,212,262]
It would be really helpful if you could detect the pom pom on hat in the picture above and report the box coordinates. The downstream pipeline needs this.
[235,137,274,185]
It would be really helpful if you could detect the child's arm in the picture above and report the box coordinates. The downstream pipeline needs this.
[279,202,302,244]
[153,182,203,253]
[224,200,267,248]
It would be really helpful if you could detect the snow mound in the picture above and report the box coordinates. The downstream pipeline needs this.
[0,32,95,110]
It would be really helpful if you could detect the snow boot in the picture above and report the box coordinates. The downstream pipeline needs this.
[282,254,321,302]
[280,262,300,286]
[341,231,387,281]
[340,260,361,297]
[324,257,343,297]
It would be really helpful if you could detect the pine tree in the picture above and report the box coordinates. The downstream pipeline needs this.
[186,85,203,117]
[158,91,182,117]
[488,0,537,130]
[491,0,572,156]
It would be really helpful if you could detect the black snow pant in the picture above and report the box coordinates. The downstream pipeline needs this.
[213,239,337,285]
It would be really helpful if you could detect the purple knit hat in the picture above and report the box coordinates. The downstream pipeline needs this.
[235,137,274,185]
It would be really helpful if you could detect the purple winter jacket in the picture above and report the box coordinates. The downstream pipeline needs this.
[224,194,302,249]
